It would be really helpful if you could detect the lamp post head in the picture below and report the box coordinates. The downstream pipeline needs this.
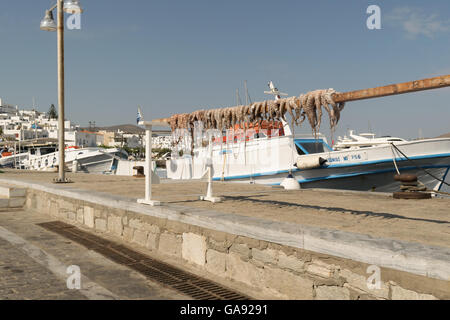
[64,0,84,14]
[40,10,57,32]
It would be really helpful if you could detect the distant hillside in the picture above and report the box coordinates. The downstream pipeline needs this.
[82,124,145,134]
[438,132,450,138]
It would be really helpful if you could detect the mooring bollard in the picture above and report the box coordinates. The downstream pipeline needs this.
[72,159,78,173]
[393,174,431,199]
[133,166,145,178]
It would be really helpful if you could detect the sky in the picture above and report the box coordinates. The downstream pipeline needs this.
[0,0,449,140]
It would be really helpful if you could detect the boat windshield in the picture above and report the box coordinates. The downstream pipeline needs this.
[294,139,331,155]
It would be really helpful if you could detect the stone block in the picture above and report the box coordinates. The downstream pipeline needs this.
[236,236,260,248]
[122,227,134,242]
[278,252,305,272]
[94,207,103,218]
[252,248,278,265]
[391,285,437,300]
[205,249,227,276]
[76,208,84,224]
[0,199,9,208]
[9,198,26,208]
[107,216,123,236]
[146,232,160,250]
[67,212,77,221]
[306,260,334,278]
[129,218,143,230]
[182,233,207,266]
[263,265,314,299]
[141,223,160,234]
[229,243,251,259]
[50,201,59,217]
[58,209,67,220]
[58,199,73,212]
[0,186,26,198]
[340,269,389,299]
[226,253,263,288]
[95,218,107,232]
[207,235,233,253]
[84,206,95,228]
[132,230,149,247]
[315,285,350,300]
[34,195,41,210]
[159,232,182,258]
[165,220,187,234]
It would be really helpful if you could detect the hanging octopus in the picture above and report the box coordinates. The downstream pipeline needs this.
[167,88,345,147]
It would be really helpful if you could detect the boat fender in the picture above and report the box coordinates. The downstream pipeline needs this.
[294,157,327,170]
[280,173,301,190]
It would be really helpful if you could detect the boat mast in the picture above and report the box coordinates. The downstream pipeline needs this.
[244,80,249,105]
[235,89,242,106]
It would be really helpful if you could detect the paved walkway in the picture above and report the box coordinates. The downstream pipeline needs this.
[0,208,188,300]
[1,170,449,248]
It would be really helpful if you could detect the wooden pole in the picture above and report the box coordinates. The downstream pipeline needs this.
[333,75,450,103]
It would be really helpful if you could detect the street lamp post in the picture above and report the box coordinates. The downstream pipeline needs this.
[40,0,83,183]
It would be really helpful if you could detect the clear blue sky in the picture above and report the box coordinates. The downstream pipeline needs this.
[0,0,449,139]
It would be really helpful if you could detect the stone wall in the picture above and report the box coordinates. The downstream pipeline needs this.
[25,189,448,300]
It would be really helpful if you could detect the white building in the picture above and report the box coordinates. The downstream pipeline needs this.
[0,97,173,150]
[65,131,97,147]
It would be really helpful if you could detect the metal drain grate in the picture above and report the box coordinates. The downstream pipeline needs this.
[38,221,250,300]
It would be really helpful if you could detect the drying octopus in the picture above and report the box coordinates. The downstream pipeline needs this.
[167,89,345,144]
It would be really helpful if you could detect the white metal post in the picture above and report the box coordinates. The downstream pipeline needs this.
[138,122,160,206]
[199,136,222,203]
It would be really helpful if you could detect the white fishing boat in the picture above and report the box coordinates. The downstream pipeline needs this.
[0,151,29,168]
[22,146,128,174]
[333,130,406,150]
[167,127,450,192]
[166,84,450,193]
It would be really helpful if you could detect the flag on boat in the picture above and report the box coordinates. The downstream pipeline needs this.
[137,106,143,124]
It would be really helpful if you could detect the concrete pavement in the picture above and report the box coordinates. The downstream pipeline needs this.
[0,208,188,300]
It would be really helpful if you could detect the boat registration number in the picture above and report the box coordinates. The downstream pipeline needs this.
[327,152,368,163]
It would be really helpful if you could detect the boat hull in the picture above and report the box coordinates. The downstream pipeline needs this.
[167,135,450,193]
[24,148,127,174]
[227,156,450,192]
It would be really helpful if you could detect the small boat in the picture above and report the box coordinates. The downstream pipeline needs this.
[333,130,406,150]
[22,146,129,174]
[0,150,29,168]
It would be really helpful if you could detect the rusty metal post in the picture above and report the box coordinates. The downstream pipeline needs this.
[333,75,450,103]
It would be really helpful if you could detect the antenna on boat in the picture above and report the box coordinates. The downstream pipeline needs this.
[236,89,242,106]
[368,120,373,134]
[244,80,253,105]
[264,81,288,101]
